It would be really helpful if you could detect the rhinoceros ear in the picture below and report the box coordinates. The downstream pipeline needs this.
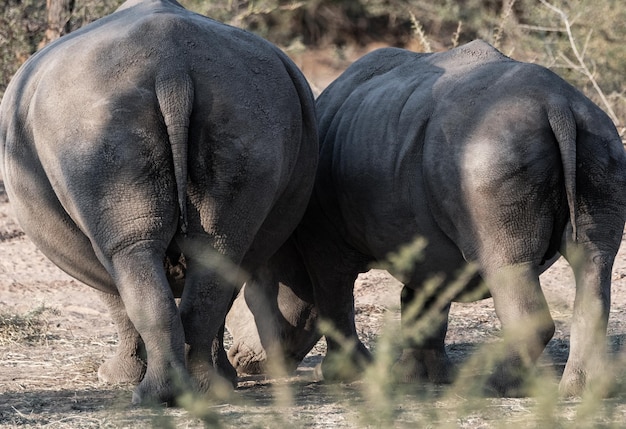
[156,72,194,234]
[548,105,577,240]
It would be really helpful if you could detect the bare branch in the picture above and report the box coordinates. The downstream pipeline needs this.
[517,23,563,32]
[539,0,620,127]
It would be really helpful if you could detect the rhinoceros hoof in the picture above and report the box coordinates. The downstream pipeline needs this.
[318,343,372,383]
[392,349,455,384]
[318,359,363,383]
[213,351,239,387]
[559,366,614,398]
[98,354,146,385]
[227,344,266,375]
[485,365,529,397]
[558,365,587,397]
[131,367,190,406]
[187,359,237,402]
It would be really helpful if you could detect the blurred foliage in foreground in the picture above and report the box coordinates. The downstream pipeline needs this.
[1,0,624,128]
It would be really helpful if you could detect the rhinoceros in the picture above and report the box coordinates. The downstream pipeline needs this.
[0,0,318,405]
[226,40,626,396]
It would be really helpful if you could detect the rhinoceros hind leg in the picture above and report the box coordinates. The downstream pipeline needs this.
[485,263,555,397]
[559,240,616,398]
[107,246,190,406]
[96,292,147,384]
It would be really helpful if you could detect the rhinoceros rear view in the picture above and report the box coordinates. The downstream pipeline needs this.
[227,40,626,397]
[308,40,626,396]
[0,0,318,405]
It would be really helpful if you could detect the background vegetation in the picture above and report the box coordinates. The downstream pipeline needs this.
[0,0,624,130]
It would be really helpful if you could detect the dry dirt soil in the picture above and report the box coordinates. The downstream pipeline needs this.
[2,48,626,428]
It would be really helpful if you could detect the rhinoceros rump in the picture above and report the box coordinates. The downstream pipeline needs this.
[0,0,318,405]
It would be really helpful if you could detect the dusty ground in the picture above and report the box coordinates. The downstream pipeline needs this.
[2,50,626,428]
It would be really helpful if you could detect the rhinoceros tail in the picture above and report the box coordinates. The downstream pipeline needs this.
[548,105,577,241]
[156,72,194,235]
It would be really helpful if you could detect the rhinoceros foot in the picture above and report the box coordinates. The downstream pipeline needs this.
[212,341,239,388]
[559,359,616,398]
[317,340,372,383]
[227,342,267,375]
[98,353,146,385]
[484,361,530,398]
[131,362,192,406]
[184,358,236,403]
[392,348,455,384]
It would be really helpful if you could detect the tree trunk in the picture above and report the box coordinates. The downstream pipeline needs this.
[39,0,75,48]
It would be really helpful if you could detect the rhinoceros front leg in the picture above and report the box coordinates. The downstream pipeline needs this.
[393,286,454,384]
[485,263,555,397]
[227,279,283,376]
[559,238,614,397]
[227,237,321,376]
[96,291,146,384]
[296,224,372,382]
[315,268,372,383]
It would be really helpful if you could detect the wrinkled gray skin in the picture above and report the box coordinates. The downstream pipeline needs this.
[0,0,318,405]
[228,40,626,397]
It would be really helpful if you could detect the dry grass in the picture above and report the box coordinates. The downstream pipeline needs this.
[0,305,59,346]
[2,279,626,428]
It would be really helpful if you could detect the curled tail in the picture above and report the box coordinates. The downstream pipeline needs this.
[156,72,194,234]
[548,105,577,240]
